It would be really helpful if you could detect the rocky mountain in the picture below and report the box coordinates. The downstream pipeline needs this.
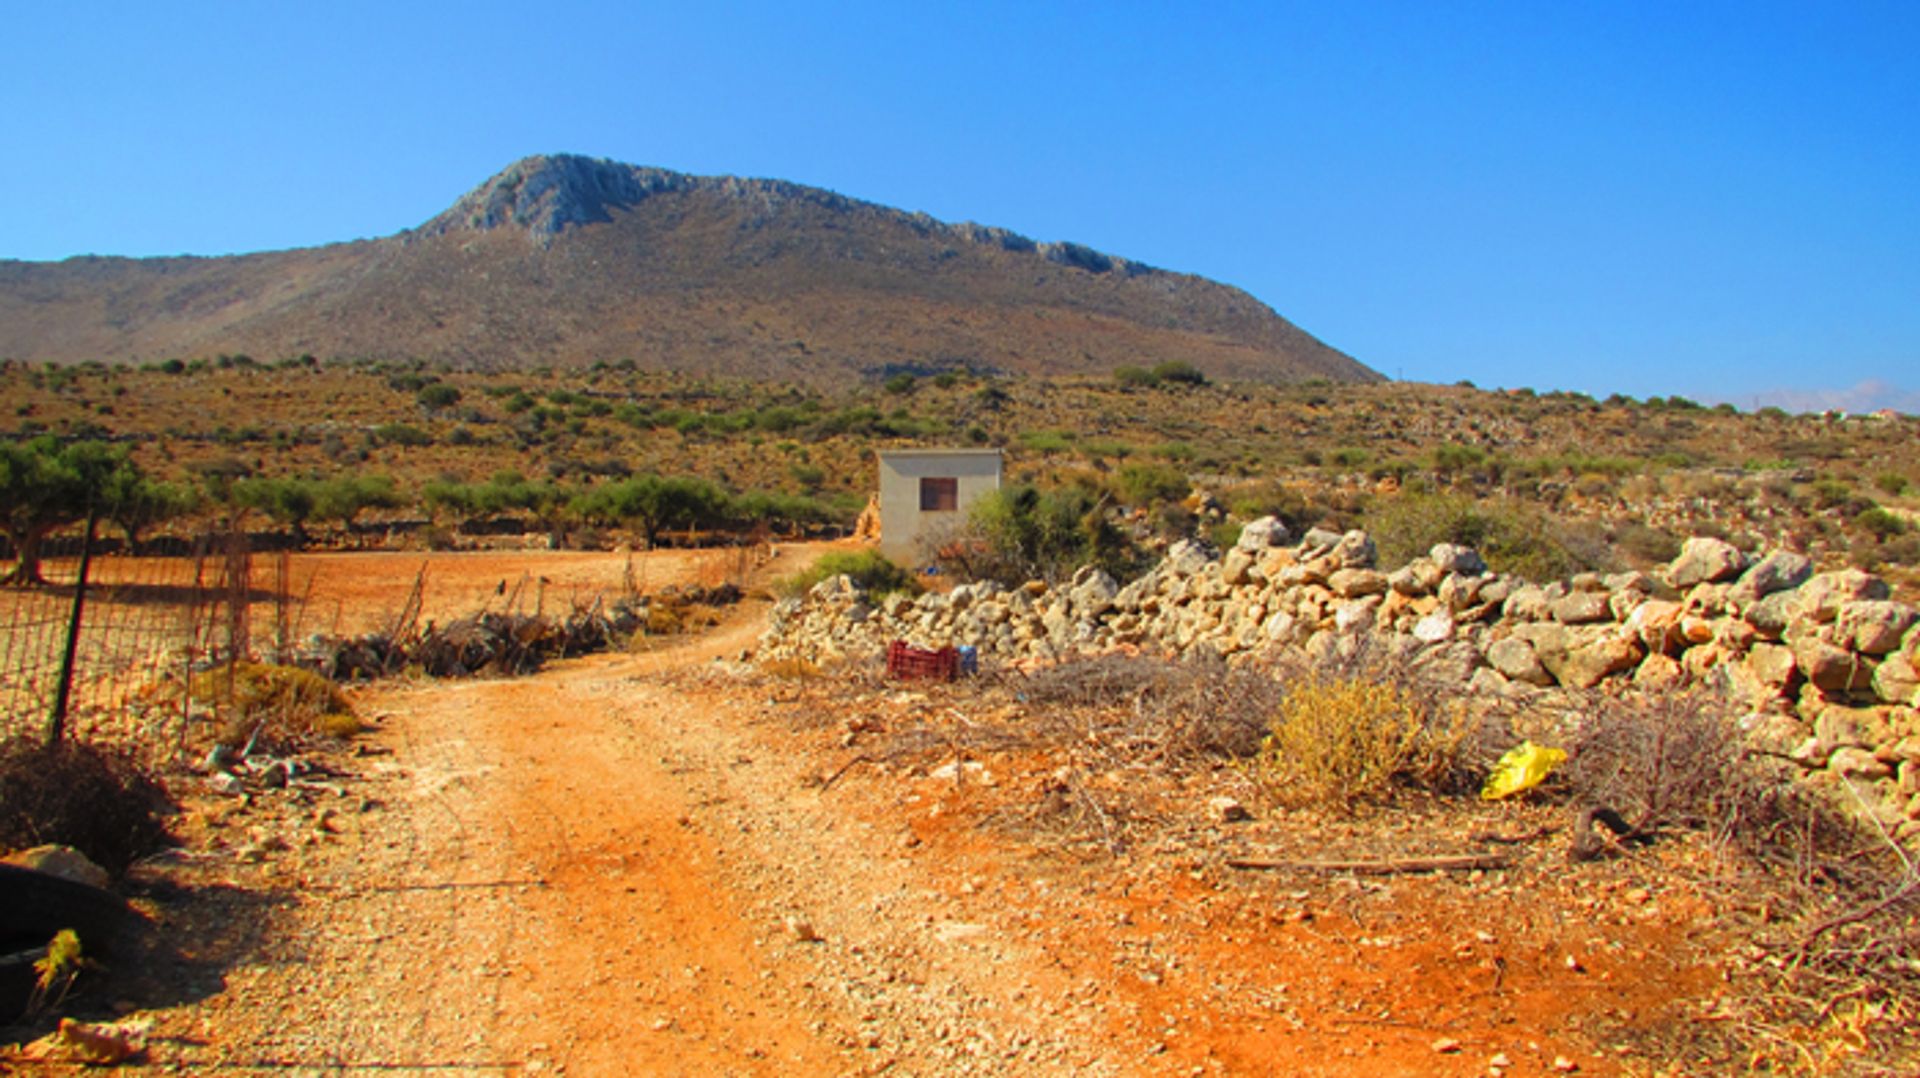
[0,154,1377,384]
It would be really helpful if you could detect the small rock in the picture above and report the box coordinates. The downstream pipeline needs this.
[785,916,822,943]
[1490,1052,1513,1069]
[1432,1037,1462,1054]
[1552,1056,1580,1073]
[1208,796,1251,823]
[1,844,111,889]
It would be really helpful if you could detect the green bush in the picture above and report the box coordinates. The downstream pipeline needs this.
[777,550,921,599]
[938,482,1139,586]
[1365,493,1606,580]
[1855,507,1910,541]
[1112,462,1188,507]
[1150,360,1207,386]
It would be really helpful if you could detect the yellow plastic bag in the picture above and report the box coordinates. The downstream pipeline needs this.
[1480,741,1567,801]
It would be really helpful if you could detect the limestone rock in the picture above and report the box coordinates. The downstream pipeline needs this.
[1328,568,1388,599]
[1793,637,1877,693]
[1829,746,1893,781]
[1332,530,1377,569]
[1236,516,1290,552]
[1502,585,1553,622]
[1484,636,1552,686]
[1560,631,1645,690]
[1872,653,1919,707]
[1412,609,1455,644]
[1164,539,1218,577]
[1745,591,1797,640]
[1068,566,1120,617]
[1298,527,1343,558]
[1429,543,1487,576]
[1834,600,1916,656]
[1667,537,1747,588]
[1220,548,1257,588]
[1626,599,1686,655]
[1728,550,1813,607]
[1551,591,1612,625]
[1634,653,1686,692]
[1794,570,1892,624]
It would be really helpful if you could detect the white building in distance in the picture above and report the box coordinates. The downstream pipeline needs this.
[874,448,1004,566]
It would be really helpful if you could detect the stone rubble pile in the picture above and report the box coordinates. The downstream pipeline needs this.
[760,522,1920,838]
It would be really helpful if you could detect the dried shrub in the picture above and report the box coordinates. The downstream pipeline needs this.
[1558,691,1919,1032]
[1008,652,1275,764]
[758,657,822,679]
[0,737,174,877]
[189,662,358,747]
[1257,671,1474,811]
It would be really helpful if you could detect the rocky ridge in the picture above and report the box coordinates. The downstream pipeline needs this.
[0,154,1375,384]
[760,529,1920,839]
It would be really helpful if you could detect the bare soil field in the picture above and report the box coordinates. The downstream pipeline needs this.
[5,544,1910,1075]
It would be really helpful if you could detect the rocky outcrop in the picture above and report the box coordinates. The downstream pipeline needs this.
[760,518,1920,839]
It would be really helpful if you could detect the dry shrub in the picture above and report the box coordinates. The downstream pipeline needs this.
[1009,651,1276,764]
[759,657,822,679]
[1258,672,1474,811]
[1559,690,1919,1067]
[189,661,359,747]
[0,737,174,877]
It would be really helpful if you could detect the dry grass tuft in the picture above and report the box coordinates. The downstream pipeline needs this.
[189,661,358,747]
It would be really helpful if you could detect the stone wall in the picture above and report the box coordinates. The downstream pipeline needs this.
[759,523,1920,839]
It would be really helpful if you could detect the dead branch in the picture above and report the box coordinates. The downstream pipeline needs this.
[1227,853,1513,875]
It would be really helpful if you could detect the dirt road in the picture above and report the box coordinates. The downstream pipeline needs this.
[101,545,1741,1076]
[127,549,1155,1075]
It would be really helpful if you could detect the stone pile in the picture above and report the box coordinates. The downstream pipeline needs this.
[760,522,1920,838]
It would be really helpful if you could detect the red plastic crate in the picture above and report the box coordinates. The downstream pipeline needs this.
[887,640,958,681]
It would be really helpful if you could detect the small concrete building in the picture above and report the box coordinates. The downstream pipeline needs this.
[875,448,1003,565]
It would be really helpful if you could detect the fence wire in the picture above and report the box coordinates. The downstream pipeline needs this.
[0,529,286,766]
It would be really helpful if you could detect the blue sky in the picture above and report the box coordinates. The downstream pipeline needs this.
[4,2,1915,409]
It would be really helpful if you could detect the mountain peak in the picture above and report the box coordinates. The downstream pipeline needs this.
[421,154,696,238]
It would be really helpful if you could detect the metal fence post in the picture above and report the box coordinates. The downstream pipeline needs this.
[46,508,99,747]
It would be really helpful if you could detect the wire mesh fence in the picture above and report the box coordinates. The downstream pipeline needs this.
[0,528,287,766]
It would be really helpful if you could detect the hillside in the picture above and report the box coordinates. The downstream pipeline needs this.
[0,155,1374,385]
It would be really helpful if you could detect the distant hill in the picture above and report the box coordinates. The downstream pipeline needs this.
[0,154,1378,384]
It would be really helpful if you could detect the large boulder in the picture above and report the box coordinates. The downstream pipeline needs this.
[1794,570,1892,624]
[1551,591,1613,625]
[1728,551,1814,608]
[1067,566,1120,618]
[1236,516,1291,552]
[1332,530,1378,570]
[1793,637,1878,693]
[1429,543,1487,576]
[1502,584,1553,622]
[1485,636,1554,686]
[1560,631,1645,689]
[1834,600,1917,656]
[1163,539,1218,577]
[1667,537,1747,589]
[1328,568,1388,599]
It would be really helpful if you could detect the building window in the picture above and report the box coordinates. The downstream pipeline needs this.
[920,477,959,511]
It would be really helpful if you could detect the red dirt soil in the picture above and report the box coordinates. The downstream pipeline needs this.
[6,544,1807,1074]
